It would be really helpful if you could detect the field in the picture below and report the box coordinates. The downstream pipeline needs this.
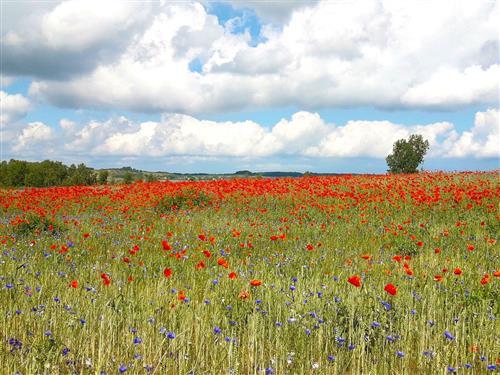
[0,172,498,374]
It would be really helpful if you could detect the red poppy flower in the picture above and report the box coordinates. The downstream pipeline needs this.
[392,255,402,262]
[306,244,314,251]
[384,283,397,296]
[69,280,78,288]
[217,258,229,268]
[163,268,172,278]
[454,267,462,275]
[229,272,237,279]
[250,279,262,287]
[467,244,475,251]
[480,274,490,285]
[162,240,172,251]
[347,275,361,288]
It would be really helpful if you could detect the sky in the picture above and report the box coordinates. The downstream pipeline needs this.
[1,0,499,173]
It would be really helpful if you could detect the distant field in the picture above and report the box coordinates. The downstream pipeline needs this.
[0,173,498,374]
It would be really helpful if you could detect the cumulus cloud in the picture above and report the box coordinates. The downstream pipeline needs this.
[2,0,152,79]
[3,109,497,162]
[0,91,30,126]
[222,1,319,23]
[11,122,54,153]
[445,108,499,158]
[0,0,491,113]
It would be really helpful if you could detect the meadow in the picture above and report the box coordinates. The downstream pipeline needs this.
[0,172,498,374]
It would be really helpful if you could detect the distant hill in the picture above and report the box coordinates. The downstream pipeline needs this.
[100,167,353,183]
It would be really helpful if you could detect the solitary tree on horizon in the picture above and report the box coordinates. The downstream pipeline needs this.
[386,134,429,174]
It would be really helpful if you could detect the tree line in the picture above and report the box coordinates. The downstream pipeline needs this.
[0,159,104,187]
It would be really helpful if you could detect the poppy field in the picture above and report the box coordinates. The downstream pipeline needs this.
[0,172,498,374]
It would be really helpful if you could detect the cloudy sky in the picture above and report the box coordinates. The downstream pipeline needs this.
[1,0,498,173]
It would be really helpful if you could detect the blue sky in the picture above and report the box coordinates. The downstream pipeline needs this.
[1,0,498,173]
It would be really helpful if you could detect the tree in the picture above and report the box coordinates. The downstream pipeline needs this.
[97,170,109,185]
[123,171,134,184]
[386,134,429,174]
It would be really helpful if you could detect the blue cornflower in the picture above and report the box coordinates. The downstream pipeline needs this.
[487,365,497,371]
[224,336,231,342]
[275,321,282,327]
[167,332,176,339]
[214,326,222,334]
[381,301,391,310]
[396,351,404,358]
[327,355,335,361]
[464,363,472,369]
[372,321,381,328]
[212,279,218,285]
[447,366,456,373]
[265,368,274,375]
[334,296,341,303]
[292,277,297,283]
[118,364,127,373]
[305,329,311,336]
[348,344,356,350]
[480,356,487,362]
[62,347,70,356]
[290,285,296,291]
[386,335,395,343]
[44,330,52,337]
[6,283,13,289]
[444,331,455,340]
[133,337,142,345]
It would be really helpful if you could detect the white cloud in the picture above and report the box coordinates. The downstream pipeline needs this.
[445,108,499,158]
[4,0,493,113]
[0,91,30,126]
[12,122,54,153]
[4,109,496,162]
[221,1,319,23]
[401,65,500,108]
[2,0,152,78]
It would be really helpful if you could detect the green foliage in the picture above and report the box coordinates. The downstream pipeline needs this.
[386,134,430,174]
[122,171,134,184]
[145,173,158,182]
[97,170,109,185]
[0,159,96,187]
[155,187,213,212]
